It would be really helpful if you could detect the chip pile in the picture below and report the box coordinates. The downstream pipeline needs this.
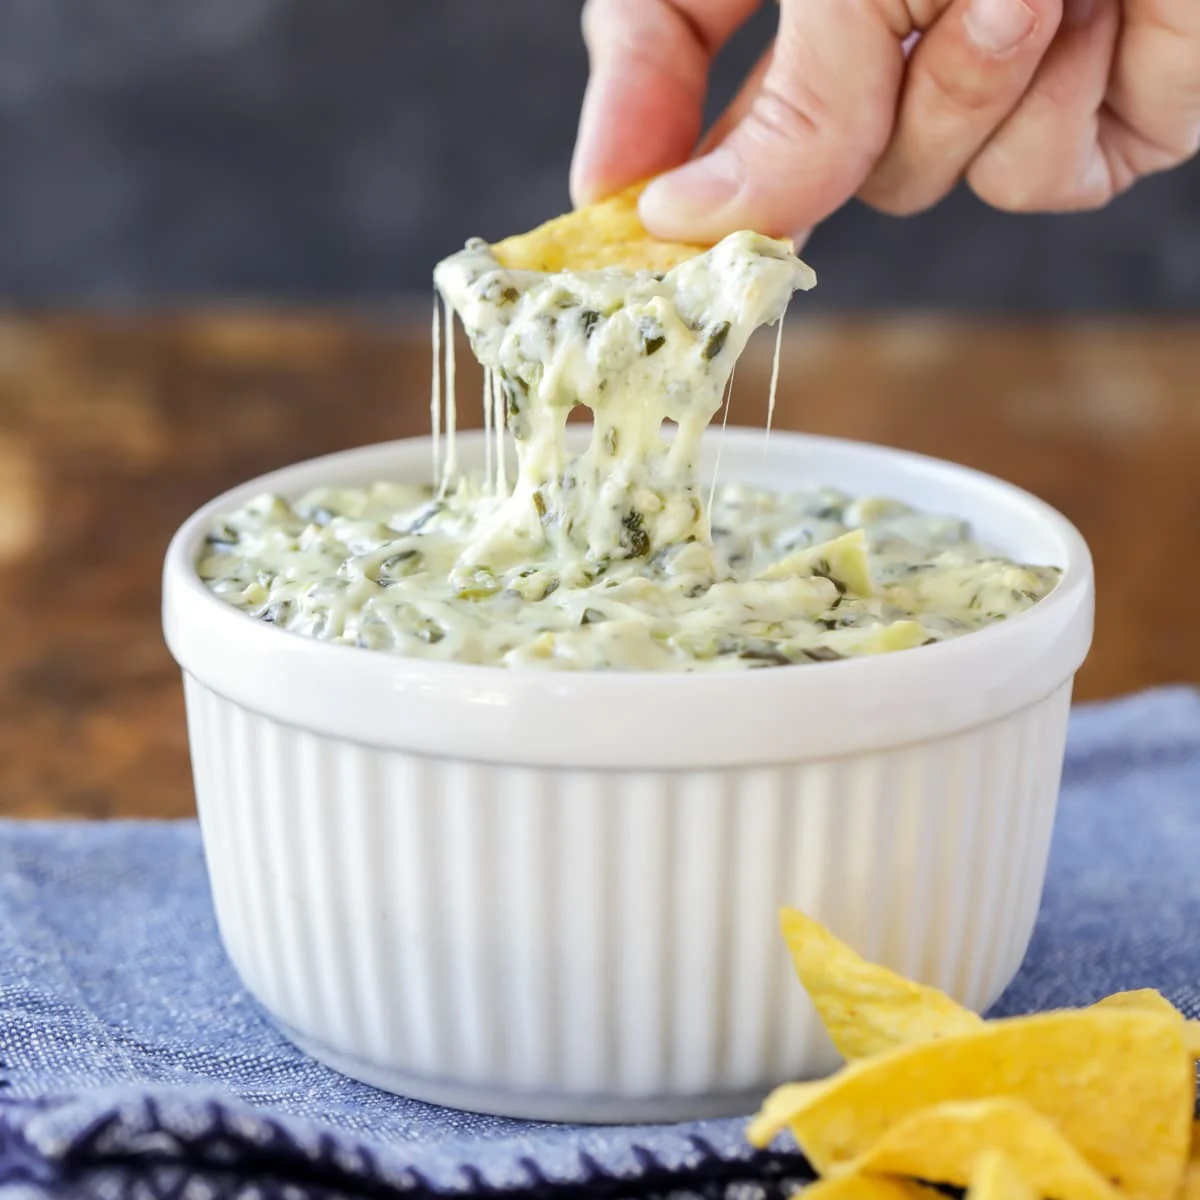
[750,909,1200,1200]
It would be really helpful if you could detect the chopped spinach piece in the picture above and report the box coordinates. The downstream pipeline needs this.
[809,559,848,595]
[455,568,500,600]
[703,321,731,360]
[377,548,421,585]
[639,319,666,356]
[802,646,844,662]
[621,510,651,558]
[206,523,238,548]
[403,502,443,534]
[737,644,792,667]
[261,599,293,625]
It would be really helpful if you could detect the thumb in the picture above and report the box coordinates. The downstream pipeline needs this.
[639,0,906,242]
[570,0,758,209]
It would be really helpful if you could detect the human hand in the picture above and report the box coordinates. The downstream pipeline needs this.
[569,0,1200,244]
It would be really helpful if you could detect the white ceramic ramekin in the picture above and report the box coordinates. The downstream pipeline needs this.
[163,428,1093,1124]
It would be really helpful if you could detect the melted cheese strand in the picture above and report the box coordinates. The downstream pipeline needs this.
[483,367,494,493]
[708,364,736,523]
[494,367,509,496]
[430,295,441,487]
[440,294,458,496]
[764,310,785,455]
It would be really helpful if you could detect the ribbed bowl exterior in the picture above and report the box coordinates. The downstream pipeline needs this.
[185,672,1073,1123]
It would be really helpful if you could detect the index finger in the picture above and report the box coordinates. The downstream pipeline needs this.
[569,0,760,208]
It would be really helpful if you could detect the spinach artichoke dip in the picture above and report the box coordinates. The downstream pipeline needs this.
[199,231,1060,671]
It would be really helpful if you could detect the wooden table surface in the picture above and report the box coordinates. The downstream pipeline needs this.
[1,313,1196,820]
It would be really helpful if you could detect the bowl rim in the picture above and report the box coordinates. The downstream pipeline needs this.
[162,427,1094,768]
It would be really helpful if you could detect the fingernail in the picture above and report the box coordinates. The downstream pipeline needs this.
[640,150,741,238]
[964,0,1037,53]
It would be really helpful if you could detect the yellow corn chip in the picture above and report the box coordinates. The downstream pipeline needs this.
[489,182,710,274]
[966,1150,1038,1200]
[1094,988,1182,1017]
[747,1008,1191,1200]
[1187,1023,1200,1058]
[739,1080,825,1142]
[1181,1161,1200,1200]
[777,907,982,1061]
[836,1097,1121,1200]
[1182,1128,1200,1200]
[1093,989,1200,1059]
[792,1173,938,1200]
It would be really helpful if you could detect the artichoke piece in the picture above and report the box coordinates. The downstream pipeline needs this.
[758,529,875,597]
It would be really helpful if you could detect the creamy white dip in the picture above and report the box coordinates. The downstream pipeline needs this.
[198,231,1059,670]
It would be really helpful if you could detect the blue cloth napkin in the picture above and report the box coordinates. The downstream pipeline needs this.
[2,687,1200,1200]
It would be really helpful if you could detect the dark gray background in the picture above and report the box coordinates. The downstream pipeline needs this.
[1,0,1196,312]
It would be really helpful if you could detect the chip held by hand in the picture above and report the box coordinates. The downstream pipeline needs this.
[490,181,714,274]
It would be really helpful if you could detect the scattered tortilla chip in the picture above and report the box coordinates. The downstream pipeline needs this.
[794,1173,938,1200]
[747,1008,1191,1200]
[1183,1128,1200,1200]
[967,1150,1038,1200]
[1093,990,1200,1059]
[837,1097,1121,1200]
[747,1079,824,1146]
[1186,1023,1200,1058]
[776,907,981,1061]
[1094,988,1182,1018]
[489,181,710,274]
[1181,1161,1200,1200]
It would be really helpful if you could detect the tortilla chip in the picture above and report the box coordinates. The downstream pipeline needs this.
[793,1174,939,1200]
[837,1097,1121,1200]
[1183,1127,1200,1200]
[489,182,710,274]
[1182,1161,1200,1200]
[747,1008,1191,1200]
[1094,988,1182,1018]
[1093,990,1200,1059]
[967,1150,1038,1200]
[777,907,982,1061]
[1187,1023,1200,1058]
